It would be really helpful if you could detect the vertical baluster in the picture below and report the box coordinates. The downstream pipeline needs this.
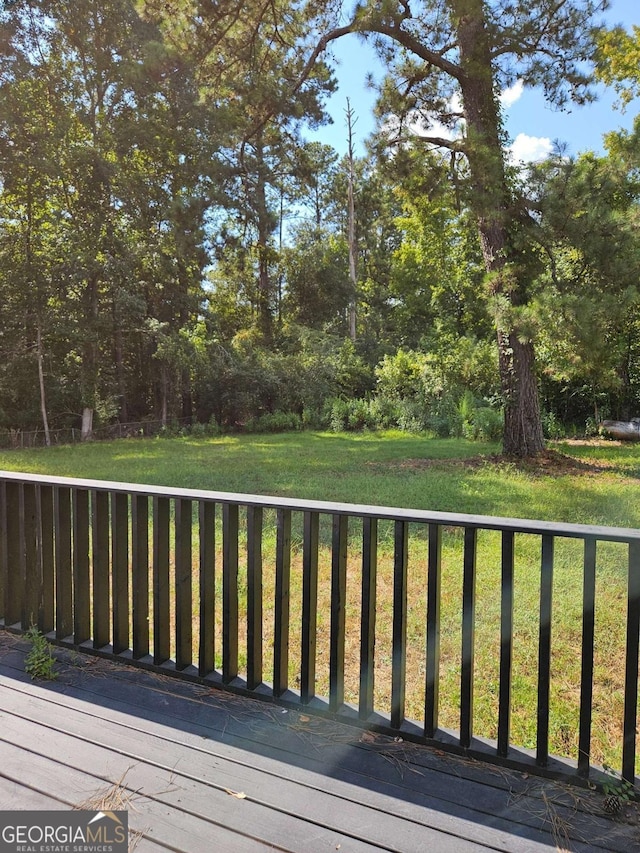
[198,501,215,677]
[330,514,348,712]
[460,527,477,748]
[92,491,110,648]
[425,522,442,738]
[55,486,73,640]
[359,517,377,720]
[273,508,291,697]
[577,537,597,777]
[38,485,55,634]
[153,496,170,665]
[132,495,149,659]
[222,504,239,684]
[246,506,263,690]
[536,534,554,766]
[111,492,129,654]
[175,498,193,671]
[22,483,39,631]
[3,481,21,628]
[622,540,640,783]
[301,511,319,704]
[0,482,7,622]
[497,530,515,757]
[391,520,408,730]
[72,489,91,644]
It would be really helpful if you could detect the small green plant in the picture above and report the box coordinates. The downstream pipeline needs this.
[601,764,636,815]
[24,625,57,681]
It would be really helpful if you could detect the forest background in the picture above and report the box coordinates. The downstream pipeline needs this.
[2,0,640,455]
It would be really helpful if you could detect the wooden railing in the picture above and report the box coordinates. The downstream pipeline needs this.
[0,471,638,785]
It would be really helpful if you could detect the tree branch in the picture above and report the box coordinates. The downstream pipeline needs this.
[389,132,465,153]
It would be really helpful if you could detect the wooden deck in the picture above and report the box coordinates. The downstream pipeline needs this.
[0,631,638,852]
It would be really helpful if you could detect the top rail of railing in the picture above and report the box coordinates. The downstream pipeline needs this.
[2,469,639,543]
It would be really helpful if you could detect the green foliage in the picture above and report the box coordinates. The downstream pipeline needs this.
[24,626,57,681]
[244,411,302,433]
[541,410,566,440]
[601,764,637,814]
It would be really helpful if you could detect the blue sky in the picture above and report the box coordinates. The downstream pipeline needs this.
[308,0,639,160]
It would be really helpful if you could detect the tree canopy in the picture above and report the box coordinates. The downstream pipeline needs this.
[0,0,638,455]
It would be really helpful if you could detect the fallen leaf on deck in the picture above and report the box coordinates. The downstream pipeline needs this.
[225,789,247,799]
[299,714,310,722]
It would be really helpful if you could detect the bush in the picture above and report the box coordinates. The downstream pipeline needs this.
[244,411,302,434]
[368,397,401,430]
[397,399,431,433]
[472,406,503,442]
[542,410,566,440]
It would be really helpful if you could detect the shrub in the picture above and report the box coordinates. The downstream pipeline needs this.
[244,411,302,434]
[397,399,431,433]
[24,626,57,681]
[472,406,503,442]
[542,410,566,440]
[328,398,350,432]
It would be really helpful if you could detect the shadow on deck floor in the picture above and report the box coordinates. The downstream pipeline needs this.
[0,629,637,852]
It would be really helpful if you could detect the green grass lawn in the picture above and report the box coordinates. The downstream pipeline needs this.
[1,430,639,528]
[2,431,639,772]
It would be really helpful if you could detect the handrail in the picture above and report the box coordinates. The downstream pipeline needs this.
[1,469,639,542]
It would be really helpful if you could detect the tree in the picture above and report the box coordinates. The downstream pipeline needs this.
[301,0,610,456]
[530,136,640,423]
[141,0,335,341]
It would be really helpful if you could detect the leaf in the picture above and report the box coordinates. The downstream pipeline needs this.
[225,789,247,799]
[299,714,310,722]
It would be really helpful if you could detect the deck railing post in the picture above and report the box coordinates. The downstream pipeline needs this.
[622,540,640,783]
[54,486,73,640]
[111,492,129,654]
[222,503,239,684]
[5,481,23,628]
[273,508,292,697]
[329,514,348,712]
[301,511,319,705]
[460,527,477,749]
[132,494,150,660]
[21,483,39,632]
[578,537,596,777]
[198,501,215,677]
[175,498,193,671]
[0,482,7,623]
[153,496,170,665]
[72,489,91,644]
[536,534,555,767]
[425,522,442,739]
[391,520,408,730]
[246,505,264,690]
[92,491,110,649]
[359,517,377,720]
[38,485,54,634]
[497,530,515,757]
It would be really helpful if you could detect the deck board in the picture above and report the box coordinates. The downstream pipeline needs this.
[0,632,638,852]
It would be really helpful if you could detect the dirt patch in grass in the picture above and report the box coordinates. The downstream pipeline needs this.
[371,448,639,480]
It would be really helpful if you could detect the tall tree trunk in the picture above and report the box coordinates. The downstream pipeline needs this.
[254,134,273,339]
[346,99,357,342]
[36,325,51,447]
[454,0,544,457]
[113,297,128,423]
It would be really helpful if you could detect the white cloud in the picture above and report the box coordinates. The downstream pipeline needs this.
[500,80,524,109]
[509,133,553,163]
